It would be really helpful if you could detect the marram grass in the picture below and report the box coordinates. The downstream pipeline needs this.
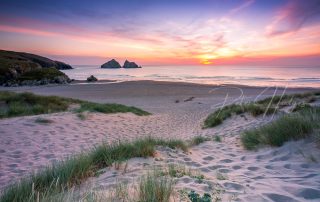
[0,91,150,118]
[203,91,319,128]
[241,107,320,150]
[0,137,190,202]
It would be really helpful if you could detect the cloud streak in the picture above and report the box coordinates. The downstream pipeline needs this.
[266,0,320,36]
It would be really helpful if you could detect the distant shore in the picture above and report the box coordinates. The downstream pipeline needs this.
[0,80,317,106]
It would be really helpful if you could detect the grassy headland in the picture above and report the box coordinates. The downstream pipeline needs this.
[0,50,72,86]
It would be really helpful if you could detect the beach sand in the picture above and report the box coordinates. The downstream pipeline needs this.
[0,81,319,201]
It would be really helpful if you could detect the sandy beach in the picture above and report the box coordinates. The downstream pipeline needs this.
[0,81,319,201]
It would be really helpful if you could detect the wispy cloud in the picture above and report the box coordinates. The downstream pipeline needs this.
[266,0,320,37]
[228,0,255,16]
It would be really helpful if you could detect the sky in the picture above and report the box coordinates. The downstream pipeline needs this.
[0,0,320,66]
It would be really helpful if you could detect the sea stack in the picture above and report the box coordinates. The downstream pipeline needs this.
[123,60,141,68]
[101,59,121,68]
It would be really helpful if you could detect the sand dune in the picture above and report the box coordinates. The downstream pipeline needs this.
[0,81,319,201]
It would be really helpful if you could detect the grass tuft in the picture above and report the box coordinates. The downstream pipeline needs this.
[241,107,320,150]
[138,171,173,202]
[0,137,186,202]
[0,91,150,118]
[204,91,319,128]
[214,135,222,142]
[77,102,150,116]
[189,136,210,147]
[0,91,74,118]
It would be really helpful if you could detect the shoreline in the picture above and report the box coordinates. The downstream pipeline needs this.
[70,79,320,89]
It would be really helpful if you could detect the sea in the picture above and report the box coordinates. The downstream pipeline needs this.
[62,65,320,88]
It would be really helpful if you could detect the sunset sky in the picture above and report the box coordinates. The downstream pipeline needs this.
[0,0,320,65]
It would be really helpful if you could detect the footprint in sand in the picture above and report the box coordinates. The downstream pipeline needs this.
[295,188,320,200]
[247,166,259,171]
[232,165,242,170]
[223,182,244,191]
[219,159,233,163]
[218,168,231,173]
[203,156,214,161]
[264,193,299,202]
[208,165,225,170]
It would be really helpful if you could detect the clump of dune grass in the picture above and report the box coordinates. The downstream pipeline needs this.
[292,103,312,112]
[34,117,54,124]
[0,137,186,202]
[214,135,222,142]
[0,91,150,118]
[203,91,319,128]
[77,102,150,116]
[189,136,210,147]
[0,91,75,118]
[241,107,320,150]
[203,103,276,128]
[138,171,173,202]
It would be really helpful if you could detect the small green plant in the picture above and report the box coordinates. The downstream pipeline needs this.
[189,136,210,146]
[188,190,212,202]
[214,136,222,142]
[138,171,173,202]
[194,174,205,184]
[107,182,130,201]
[292,103,311,112]
[166,164,192,178]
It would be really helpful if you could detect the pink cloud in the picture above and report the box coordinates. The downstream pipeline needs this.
[266,0,320,37]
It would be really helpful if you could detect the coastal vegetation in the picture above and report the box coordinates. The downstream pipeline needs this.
[203,91,319,128]
[0,50,72,86]
[0,91,150,118]
[0,136,210,202]
[241,107,320,150]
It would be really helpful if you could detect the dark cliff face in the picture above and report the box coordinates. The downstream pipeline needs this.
[0,50,72,86]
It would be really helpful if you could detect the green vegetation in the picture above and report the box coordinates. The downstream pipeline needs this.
[138,171,173,202]
[241,107,320,150]
[189,136,210,146]
[0,91,150,118]
[77,102,150,116]
[188,191,212,202]
[204,103,276,128]
[292,103,311,112]
[0,50,72,85]
[204,91,319,128]
[0,91,75,118]
[0,137,187,202]
[17,68,66,82]
[214,135,222,142]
